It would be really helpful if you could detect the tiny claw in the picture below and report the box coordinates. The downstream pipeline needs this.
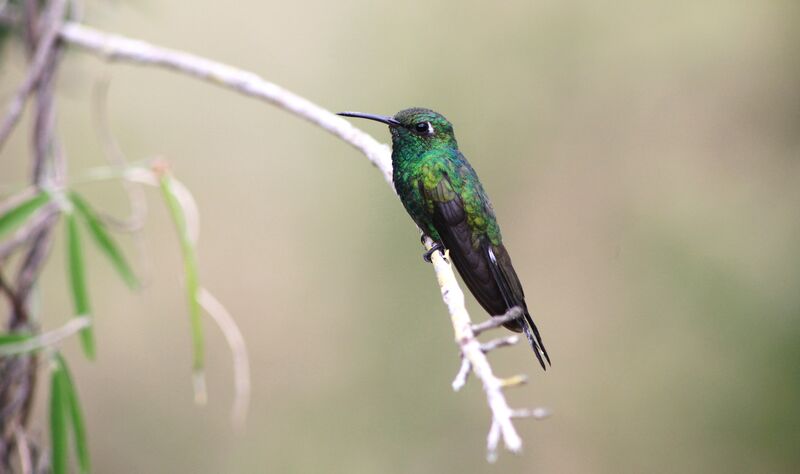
[423,242,445,263]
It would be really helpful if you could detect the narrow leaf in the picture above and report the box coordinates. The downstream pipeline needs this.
[66,213,95,359]
[50,358,70,474]
[0,192,49,239]
[0,333,31,346]
[0,318,91,356]
[57,353,91,473]
[70,192,138,289]
[158,174,205,388]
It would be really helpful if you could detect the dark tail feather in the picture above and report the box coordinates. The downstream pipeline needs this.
[522,309,551,370]
[481,242,551,370]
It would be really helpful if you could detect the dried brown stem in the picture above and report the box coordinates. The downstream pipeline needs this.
[0,202,59,263]
[0,1,65,469]
[0,0,66,155]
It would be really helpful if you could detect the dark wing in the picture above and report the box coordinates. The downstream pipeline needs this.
[423,175,550,369]
[486,243,551,368]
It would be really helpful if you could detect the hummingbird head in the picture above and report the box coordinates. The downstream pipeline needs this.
[338,107,458,152]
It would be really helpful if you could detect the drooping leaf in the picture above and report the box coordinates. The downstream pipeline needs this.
[57,353,91,473]
[0,192,50,239]
[49,358,70,474]
[70,192,138,289]
[66,213,95,359]
[158,174,204,379]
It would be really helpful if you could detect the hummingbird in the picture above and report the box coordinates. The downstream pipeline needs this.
[338,108,550,370]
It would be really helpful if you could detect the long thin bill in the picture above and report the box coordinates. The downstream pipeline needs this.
[337,111,400,126]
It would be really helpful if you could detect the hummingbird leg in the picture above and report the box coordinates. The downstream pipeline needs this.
[423,242,446,263]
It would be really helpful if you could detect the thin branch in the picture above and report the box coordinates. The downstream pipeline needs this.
[471,306,523,335]
[0,270,28,327]
[480,335,519,353]
[12,222,56,322]
[0,202,59,263]
[0,188,38,216]
[58,22,395,186]
[424,240,525,457]
[452,357,471,391]
[0,0,66,154]
[54,22,544,459]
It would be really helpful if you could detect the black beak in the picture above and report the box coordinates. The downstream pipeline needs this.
[338,111,400,126]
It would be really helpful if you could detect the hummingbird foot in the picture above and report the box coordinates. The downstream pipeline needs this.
[423,242,446,263]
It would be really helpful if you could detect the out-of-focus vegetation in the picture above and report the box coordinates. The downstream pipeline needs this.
[1,1,798,472]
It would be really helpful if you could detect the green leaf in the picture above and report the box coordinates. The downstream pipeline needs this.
[70,192,138,289]
[0,318,91,357]
[0,333,31,346]
[57,353,91,473]
[0,192,50,239]
[158,175,204,376]
[66,213,95,359]
[50,358,70,474]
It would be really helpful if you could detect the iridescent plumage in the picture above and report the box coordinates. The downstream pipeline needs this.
[340,108,550,369]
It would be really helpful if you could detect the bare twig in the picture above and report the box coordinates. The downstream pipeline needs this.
[0,270,28,326]
[424,241,527,458]
[452,358,471,391]
[471,306,523,335]
[0,202,59,263]
[13,223,55,319]
[51,22,545,459]
[480,335,519,353]
[0,0,66,154]
[58,22,395,186]
[1,2,66,469]
[0,188,38,216]
[21,0,38,54]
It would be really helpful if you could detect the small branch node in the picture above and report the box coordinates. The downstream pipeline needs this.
[451,357,471,391]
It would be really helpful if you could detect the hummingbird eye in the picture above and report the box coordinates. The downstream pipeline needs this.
[414,121,433,135]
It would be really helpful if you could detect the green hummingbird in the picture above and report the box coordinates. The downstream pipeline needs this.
[339,108,550,369]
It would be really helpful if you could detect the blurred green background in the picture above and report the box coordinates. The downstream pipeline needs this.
[2,0,799,472]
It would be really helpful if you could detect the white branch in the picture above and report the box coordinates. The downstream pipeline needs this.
[452,357,471,391]
[426,243,524,457]
[58,23,394,187]
[55,22,542,459]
